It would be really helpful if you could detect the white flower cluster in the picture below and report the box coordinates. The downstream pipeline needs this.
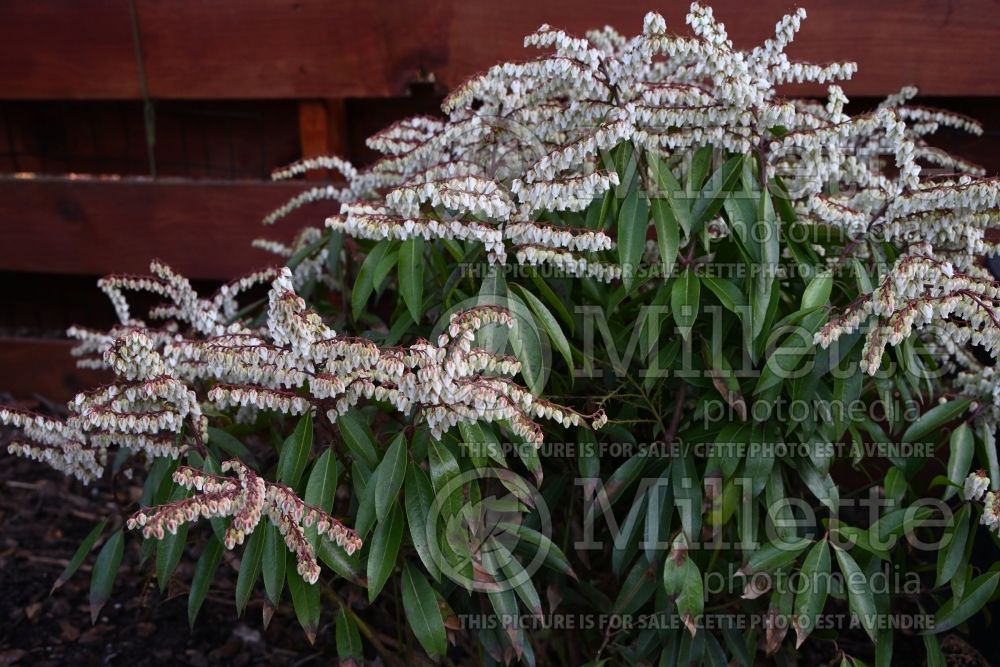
[258,2,995,299]
[127,461,361,583]
[1,330,207,482]
[816,245,1000,375]
[5,261,605,486]
[96,260,277,337]
[964,471,1000,539]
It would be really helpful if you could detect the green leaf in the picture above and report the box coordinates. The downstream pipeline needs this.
[53,519,107,593]
[793,539,831,648]
[507,292,546,394]
[336,607,364,660]
[511,284,573,372]
[337,409,378,469]
[618,183,648,291]
[944,423,974,500]
[405,465,441,580]
[700,275,747,315]
[671,268,701,339]
[930,571,1000,633]
[688,146,713,192]
[375,432,407,522]
[650,195,680,278]
[801,270,833,311]
[327,229,344,276]
[923,632,945,667]
[936,504,971,588]
[691,155,743,229]
[902,399,971,444]
[206,427,257,466]
[399,237,425,322]
[833,545,879,643]
[367,503,404,602]
[304,448,340,548]
[649,153,693,237]
[752,188,780,340]
[235,524,266,616]
[354,462,380,540]
[351,239,391,320]
[500,522,577,579]
[429,437,463,521]
[263,524,287,605]
[156,522,189,593]
[980,421,1000,491]
[89,529,124,624]
[188,535,223,627]
[671,454,702,541]
[662,535,704,636]
[741,537,812,576]
[287,554,321,644]
[277,412,314,489]
[401,562,448,657]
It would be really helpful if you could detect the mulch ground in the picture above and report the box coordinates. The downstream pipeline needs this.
[0,455,337,667]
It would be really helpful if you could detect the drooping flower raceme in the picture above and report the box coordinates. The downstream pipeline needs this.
[128,461,361,583]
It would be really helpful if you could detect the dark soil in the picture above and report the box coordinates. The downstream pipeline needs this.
[0,454,338,667]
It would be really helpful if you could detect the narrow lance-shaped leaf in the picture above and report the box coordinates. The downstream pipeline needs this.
[902,399,971,444]
[944,423,974,500]
[511,284,573,372]
[618,182,648,291]
[53,518,107,594]
[650,190,680,278]
[801,269,833,311]
[936,504,971,588]
[367,503,404,603]
[930,571,1000,634]
[671,268,701,339]
[337,409,378,469]
[401,562,448,657]
[287,552,322,645]
[304,448,339,538]
[375,432,407,522]
[351,239,391,320]
[156,484,190,592]
[399,237,425,322]
[752,188,779,340]
[235,523,266,616]
[90,529,124,624]
[336,607,364,662]
[405,464,441,580]
[263,524,287,606]
[188,535,223,628]
[277,412,314,489]
[833,545,878,643]
[793,539,831,648]
[649,152,693,237]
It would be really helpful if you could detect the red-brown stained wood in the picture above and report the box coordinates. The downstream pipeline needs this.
[0,338,111,403]
[0,176,330,280]
[134,0,449,99]
[1,1,998,100]
[0,0,140,100]
[444,0,1000,97]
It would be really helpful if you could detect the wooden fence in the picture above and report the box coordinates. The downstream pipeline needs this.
[1,0,998,400]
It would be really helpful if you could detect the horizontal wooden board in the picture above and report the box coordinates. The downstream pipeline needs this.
[0,338,110,403]
[0,0,140,99]
[0,176,328,280]
[0,1,998,99]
